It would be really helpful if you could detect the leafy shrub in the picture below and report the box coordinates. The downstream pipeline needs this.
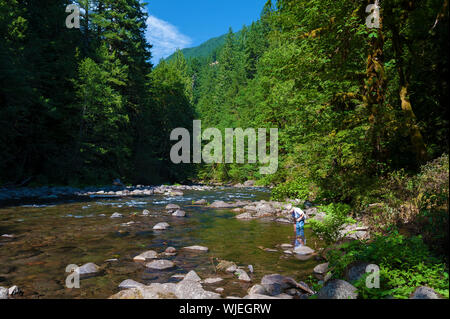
[271,177,312,201]
[309,203,355,245]
[326,231,449,299]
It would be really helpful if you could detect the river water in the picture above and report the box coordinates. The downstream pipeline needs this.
[0,187,324,299]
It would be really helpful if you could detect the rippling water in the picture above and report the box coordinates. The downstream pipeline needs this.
[0,187,324,299]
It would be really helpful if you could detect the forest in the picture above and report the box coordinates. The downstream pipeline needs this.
[0,0,449,299]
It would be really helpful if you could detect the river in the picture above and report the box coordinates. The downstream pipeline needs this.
[0,186,324,299]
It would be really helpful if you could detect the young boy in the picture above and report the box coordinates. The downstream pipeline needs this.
[292,207,306,246]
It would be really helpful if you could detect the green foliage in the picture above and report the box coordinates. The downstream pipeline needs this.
[271,177,311,201]
[308,203,355,245]
[327,231,449,299]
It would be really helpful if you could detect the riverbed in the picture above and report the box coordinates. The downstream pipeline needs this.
[0,187,324,299]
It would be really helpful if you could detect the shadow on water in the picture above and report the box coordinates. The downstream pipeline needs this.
[0,187,325,298]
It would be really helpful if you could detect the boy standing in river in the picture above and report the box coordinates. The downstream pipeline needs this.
[292,207,306,246]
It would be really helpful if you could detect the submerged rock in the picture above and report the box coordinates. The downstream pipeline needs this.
[216,260,237,273]
[153,222,170,230]
[236,213,254,220]
[210,201,233,209]
[202,277,223,285]
[77,263,100,276]
[165,204,181,211]
[317,279,358,299]
[145,260,176,270]
[110,213,123,219]
[119,279,145,289]
[183,245,209,252]
[172,210,186,217]
[133,250,158,262]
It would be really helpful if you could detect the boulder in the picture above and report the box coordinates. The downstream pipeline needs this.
[184,270,202,282]
[8,285,21,296]
[145,260,176,270]
[236,213,254,220]
[345,262,371,283]
[194,199,207,205]
[119,279,145,289]
[410,286,441,299]
[110,213,123,219]
[142,210,150,216]
[202,277,223,285]
[260,274,297,296]
[165,247,177,254]
[243,294,280,299]
[317,279,358,299]
[133,250,158,262]
[172,210,186,217]
[175,278,221,299]
[314,263,330,275]
[77,263,100,277]
[0,287,8,299]
[153,222,170,230]
[248,284,268,296]
[166,204,181,211]
[244,180,256,187]
[235,269,251,282]
[183,245,209,253]
[216,260,237,272]
[294,246,315,255]
[210,201,233,209]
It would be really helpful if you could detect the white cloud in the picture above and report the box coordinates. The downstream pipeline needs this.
[146,15,192,64]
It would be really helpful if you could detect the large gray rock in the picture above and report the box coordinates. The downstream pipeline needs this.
[77,263,100,276]
[0,287,8,299]
[119,279,145,289]
[184,270,202,282]
[317,279,358,299]
[146,260,176,270]
[110,213,123,219]
[345,262,371,283]
[175,279,222,299]
[134,250,158,261]
[260,274,297,296]
[194,199,208,205]
[410,286,441,299]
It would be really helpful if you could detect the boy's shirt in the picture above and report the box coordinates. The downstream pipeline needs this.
[292,207,305,223]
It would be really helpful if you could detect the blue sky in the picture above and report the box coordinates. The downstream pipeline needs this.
[145,0,267,63]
